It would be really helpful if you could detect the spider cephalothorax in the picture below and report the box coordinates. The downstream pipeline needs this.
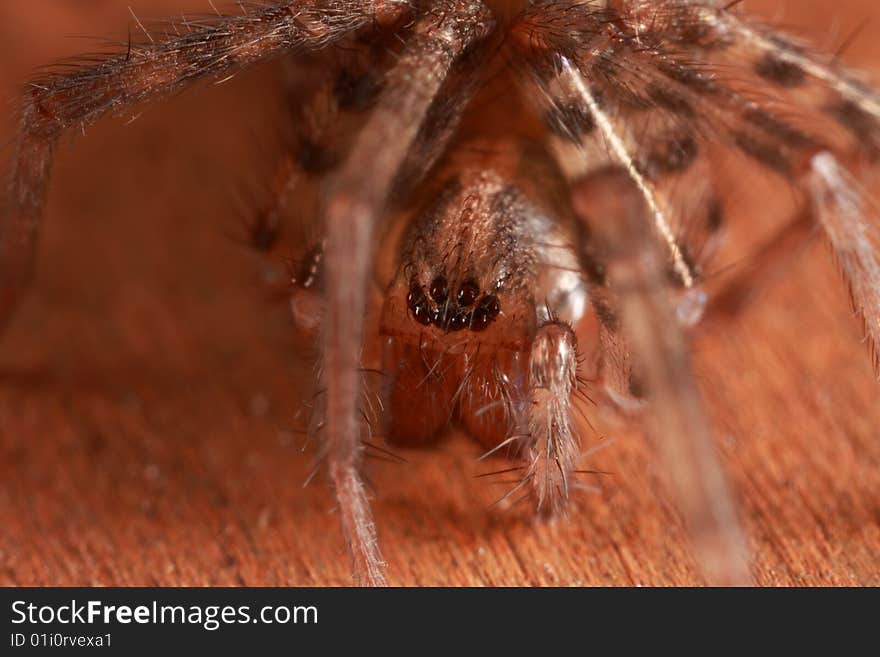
[2,0,879,586]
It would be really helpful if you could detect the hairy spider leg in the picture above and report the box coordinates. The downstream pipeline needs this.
[319,1,495,585]
[0,0,411,333]
[575,167,750,586]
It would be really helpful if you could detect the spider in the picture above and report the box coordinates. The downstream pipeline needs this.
[1,0,879,587]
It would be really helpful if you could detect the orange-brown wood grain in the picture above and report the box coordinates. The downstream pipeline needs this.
[0,0,878,586]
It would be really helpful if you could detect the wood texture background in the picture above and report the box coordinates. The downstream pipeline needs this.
[0,0,878,586]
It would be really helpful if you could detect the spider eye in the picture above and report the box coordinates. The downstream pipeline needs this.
[470,295,500,332]
[406,278,500,333]
[407,280,433,326]
[447,312,469,331]
[429,276,449,304]
[456,279,480,307]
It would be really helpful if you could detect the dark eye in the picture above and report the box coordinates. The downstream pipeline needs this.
[448,312,469,331]
[471,295,500,331]
[456,279,479,307]
[429,275,449,304]
[407,280,432,326]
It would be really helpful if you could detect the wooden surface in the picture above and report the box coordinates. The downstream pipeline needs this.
[1,0,879,586]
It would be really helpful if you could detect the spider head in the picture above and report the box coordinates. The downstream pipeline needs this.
[380,171,540,350]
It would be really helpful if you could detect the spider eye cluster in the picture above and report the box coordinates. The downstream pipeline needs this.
[407,276,500,332]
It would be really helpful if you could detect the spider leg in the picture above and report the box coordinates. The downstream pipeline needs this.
[577,167,750,586]
[665,2,880,365]
[706,206,817,320]
[704,2,880,151]
[707,151,880,376]
[513,0,880,374]
[572,168,647,410]
[245,32,403,257]
[511,4,752,583]
[0,0,410,331]
[525,319,580,517]
[319,0,494,586]
[245,41,404,324]
[809,152,880,376]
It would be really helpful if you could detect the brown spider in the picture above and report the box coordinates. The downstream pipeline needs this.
[1,0,879,587]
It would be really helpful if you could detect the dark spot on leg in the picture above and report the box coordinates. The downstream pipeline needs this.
[754,53,805,87]
[598,65,653,110]
[249,212,279,252]
[657,61,719,95]
[420,94,458,142]
[582,252,607,286]
[334,67,382,113]
[646,83,694,117]
[592,297,619,332]
[827,98,880,159]
[639,133,699,178]
[706,197,724,233]
[743,107,814,149]
[297,138,338,175]
[544,101,595,143]
[575,221,608,286]
[732,132,792,175]
[668,8,733,50]
[628,372,645,399]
